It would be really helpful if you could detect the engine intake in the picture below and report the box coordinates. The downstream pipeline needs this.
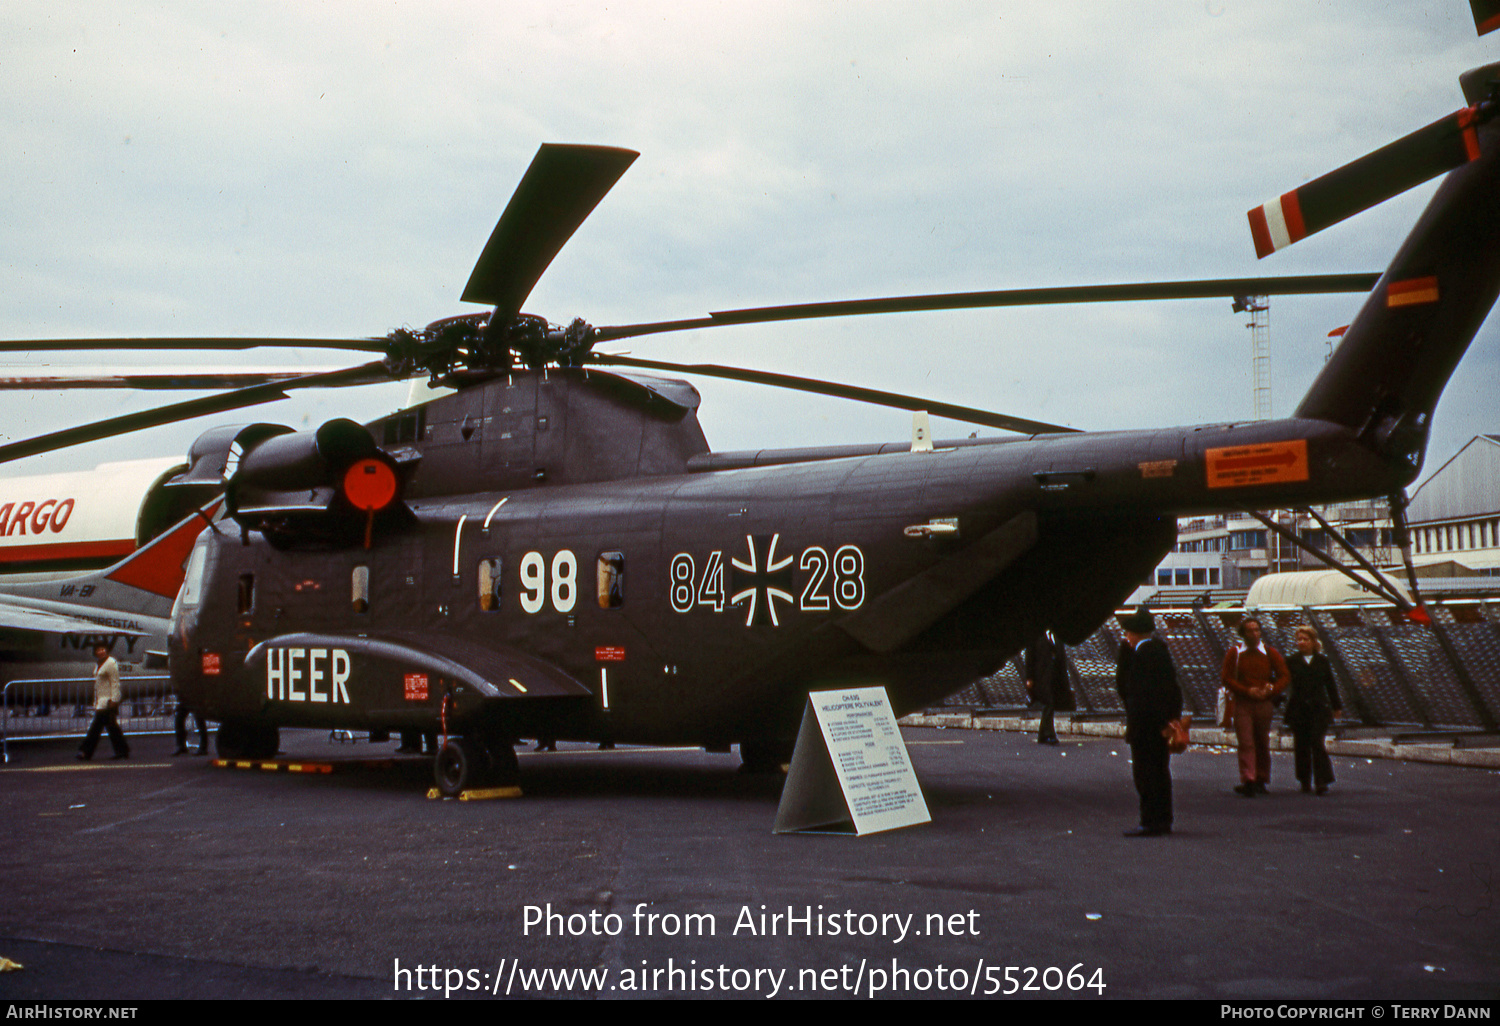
[172,419,411,547]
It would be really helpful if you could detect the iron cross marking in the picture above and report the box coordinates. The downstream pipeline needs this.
[729,533,795,627]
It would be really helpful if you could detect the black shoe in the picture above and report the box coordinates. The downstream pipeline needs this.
[1253,782,1269,794]
[173,746,189,756]
[1233,783,1256,797]
[1315,785,1329,796]
[1300,781,1312,793]
[75,752,89,761]
[1123,826,1170,837]
[1038,736,1060,746]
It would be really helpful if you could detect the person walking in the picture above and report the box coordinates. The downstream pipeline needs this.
[1285,625,1342,795]
[78,644,130,761]
[1221,617,1288,796]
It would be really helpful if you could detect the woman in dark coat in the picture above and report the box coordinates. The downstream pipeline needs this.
[1284,625,1343,795]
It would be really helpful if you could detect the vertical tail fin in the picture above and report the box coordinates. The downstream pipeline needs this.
[104,501,220,601]
[0,502,219,639]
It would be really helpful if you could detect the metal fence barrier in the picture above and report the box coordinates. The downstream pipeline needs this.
[2,675,180,764]
[939,600,1500,733]
[9,601,1498,760]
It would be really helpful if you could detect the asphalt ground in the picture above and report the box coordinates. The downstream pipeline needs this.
[0,725,1496,1003]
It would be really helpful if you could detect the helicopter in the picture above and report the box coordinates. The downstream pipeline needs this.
[3,35,1499,795]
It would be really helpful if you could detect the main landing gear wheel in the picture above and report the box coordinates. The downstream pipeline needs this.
[434,737,482,797]
[434,735,520,796]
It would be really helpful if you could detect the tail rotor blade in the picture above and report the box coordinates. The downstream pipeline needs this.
[1249,106,1485,257]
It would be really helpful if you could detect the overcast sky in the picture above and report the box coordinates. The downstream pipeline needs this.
[1,1,1495,483]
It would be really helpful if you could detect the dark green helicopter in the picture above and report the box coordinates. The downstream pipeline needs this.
[4,40,1498,796]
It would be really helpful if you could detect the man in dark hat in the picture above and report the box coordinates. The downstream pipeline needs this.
[1114,608,1181,837]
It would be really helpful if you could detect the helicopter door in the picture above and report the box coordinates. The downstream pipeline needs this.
[364,536,429,634]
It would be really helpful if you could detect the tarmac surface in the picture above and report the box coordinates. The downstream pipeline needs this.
[0,723,1496,1002]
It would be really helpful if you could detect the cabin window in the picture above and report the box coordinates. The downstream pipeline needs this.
[178,539,210,608]
[352,565,370,614]
[478,558,502,611]
[237,574,255,614]
[597,551,624,609]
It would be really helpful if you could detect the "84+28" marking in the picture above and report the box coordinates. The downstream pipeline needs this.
[670,534,864,627]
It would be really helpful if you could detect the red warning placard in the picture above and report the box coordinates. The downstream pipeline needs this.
[1206,440,1308,489]
[404,673,429,701]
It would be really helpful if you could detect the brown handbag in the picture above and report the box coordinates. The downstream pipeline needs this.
[1162,715,1192,754]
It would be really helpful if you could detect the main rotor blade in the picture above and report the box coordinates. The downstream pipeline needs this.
[1472,0,1500,35]
[1249,108,1485,257]
[0,370,339,390]
[590,274,1380,342]
[0,337,390,354]
[589,354,1078,435]
[0,361,391,466]
[461,144,639,318]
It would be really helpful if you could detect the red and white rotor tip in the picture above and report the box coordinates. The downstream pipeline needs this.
[1248,192,1306,259]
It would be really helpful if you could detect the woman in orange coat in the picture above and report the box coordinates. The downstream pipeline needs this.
[1221,617,1288,796]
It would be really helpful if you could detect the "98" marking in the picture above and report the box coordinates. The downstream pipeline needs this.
[519,550,577,614]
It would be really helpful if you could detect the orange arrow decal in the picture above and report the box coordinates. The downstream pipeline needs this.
[1206,440,1309,489]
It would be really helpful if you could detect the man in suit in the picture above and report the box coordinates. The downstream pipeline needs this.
[1114,608,1181,837]
[1024,630,1074,745]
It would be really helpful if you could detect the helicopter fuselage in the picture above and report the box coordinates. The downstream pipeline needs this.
[167,372,1405,754]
